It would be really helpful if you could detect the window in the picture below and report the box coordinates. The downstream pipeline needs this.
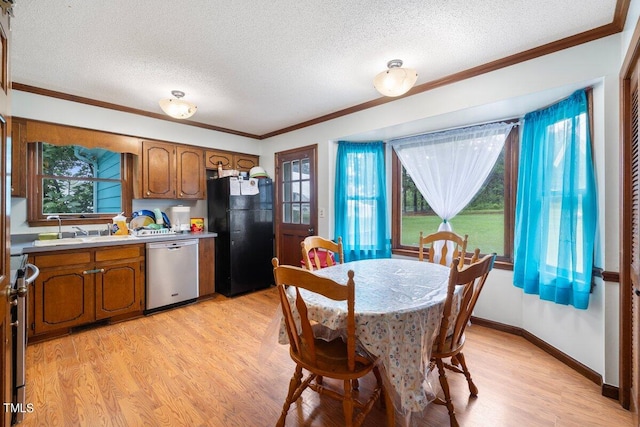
[28,142,133,225]
[281,157,311,225]
[392,125,519,263]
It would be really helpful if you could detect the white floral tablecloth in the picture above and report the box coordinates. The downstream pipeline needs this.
[278,258,452,414]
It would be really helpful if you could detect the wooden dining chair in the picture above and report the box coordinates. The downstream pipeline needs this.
[301,235,344,271]
[418,230,468,270]
[272,258,393,427]
[430,253,496,427]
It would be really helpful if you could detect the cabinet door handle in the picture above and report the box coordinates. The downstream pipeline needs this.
[83,268,105,275]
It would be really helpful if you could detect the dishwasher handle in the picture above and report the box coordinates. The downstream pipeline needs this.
[25,263,40,285]
[146,239,199,250]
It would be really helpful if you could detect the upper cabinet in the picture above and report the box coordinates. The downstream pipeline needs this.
[11,118,27,197]
[139,140,205,199]
[205,149,258,172]
[176,145,205,199]
[233,153,259,172]
[140,140,176,198]
[11,119,258,204]
[204,150,233,170]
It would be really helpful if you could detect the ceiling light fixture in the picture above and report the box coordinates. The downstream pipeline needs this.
[373,59,418,97]
[159,90,197,119]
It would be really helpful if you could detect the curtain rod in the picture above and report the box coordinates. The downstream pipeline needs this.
[385,116,521,143]
[384,86,594,144]
[526,86,593,114]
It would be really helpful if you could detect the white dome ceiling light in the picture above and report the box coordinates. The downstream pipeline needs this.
[373,59,418,97]
[159,90,197,119]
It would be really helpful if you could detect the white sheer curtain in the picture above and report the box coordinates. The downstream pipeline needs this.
[390,122,516,260]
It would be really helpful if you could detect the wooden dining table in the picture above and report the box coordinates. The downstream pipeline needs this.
[278,258,453,415]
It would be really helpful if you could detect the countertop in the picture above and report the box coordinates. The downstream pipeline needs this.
[11,231,217,256]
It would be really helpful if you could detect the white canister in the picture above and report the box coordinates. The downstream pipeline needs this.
[168,206,191,231]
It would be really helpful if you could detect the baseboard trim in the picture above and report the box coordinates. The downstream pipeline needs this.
[470,316,618,400]
[602,383,620,400]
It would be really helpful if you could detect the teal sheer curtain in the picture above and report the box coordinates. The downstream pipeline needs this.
[335,141,391,262]
[513,89,597,309]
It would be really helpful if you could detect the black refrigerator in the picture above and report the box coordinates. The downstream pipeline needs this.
[207,177,274,296]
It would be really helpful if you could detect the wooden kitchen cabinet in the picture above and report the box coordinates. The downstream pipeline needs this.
[233,153,259,172]
[198,237,215,298]
[33,266,94,334]
[139,139,205,199]
[204,149,259,172]
[204,149,233,170]
[140,139,176,198]
[11,117,27,197]
[28,245,145,339]
[30,249,94,335]
[94,245,145,320]
[176,145,205,199]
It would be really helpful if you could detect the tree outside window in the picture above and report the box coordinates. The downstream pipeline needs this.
[36,143,123,217]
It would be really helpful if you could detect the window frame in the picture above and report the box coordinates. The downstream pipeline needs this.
[27,141,133,226]
[391,124,519,269]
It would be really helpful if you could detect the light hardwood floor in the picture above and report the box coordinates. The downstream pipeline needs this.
[21,287,632,426]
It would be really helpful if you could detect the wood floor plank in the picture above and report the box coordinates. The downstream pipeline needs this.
[20,287,633,426]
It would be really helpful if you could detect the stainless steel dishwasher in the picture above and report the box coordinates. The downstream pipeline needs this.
[146,239,199,311]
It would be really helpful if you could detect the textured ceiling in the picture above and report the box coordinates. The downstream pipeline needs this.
[11,1,618,137]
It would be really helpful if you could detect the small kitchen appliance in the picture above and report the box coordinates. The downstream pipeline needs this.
[168,205,191,232]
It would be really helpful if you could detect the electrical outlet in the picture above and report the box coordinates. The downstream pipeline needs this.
[319,208,325,218]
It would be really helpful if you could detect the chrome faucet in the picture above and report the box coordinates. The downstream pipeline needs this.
[46,215,62,239]
[72,226,89,237]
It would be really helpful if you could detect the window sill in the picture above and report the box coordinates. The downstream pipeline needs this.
[391,248,514,271]
[29,217,113,228]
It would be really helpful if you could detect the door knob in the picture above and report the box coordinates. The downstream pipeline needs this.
[5,285,27,301]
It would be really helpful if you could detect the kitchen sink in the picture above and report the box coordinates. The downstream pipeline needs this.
[33,237,86,247]
[33,235,138,247]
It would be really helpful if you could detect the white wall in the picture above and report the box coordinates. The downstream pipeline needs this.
[259,34,623,385]
[11,31,627,386]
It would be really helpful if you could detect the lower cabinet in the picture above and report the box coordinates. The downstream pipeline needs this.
[198,237,215,298]
[28,245,145,338]
[95,246,145,320]
[33,266,94,334]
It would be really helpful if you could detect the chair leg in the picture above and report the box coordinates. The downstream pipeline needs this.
[456,352,478,397]
[277,365,303,427]
[343,378,355,427]
[373,366,395,426]
[436,358,459,427]
[450,354,460,367]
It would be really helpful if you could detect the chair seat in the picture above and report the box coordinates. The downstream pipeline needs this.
[432,333,466,359]
[292,337,375,379]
